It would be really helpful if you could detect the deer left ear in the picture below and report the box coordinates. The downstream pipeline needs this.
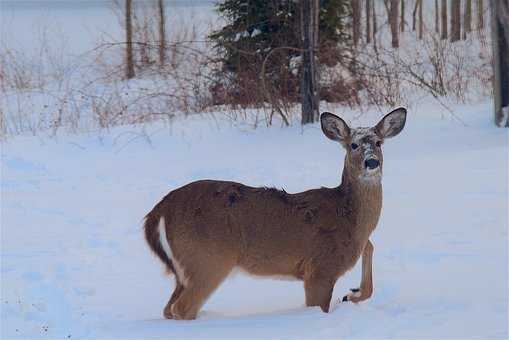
[375,107,407,139]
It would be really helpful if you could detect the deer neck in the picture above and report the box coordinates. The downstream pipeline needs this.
[339,161,383,237]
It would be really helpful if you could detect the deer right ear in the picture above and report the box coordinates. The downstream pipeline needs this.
[320,112,350,143]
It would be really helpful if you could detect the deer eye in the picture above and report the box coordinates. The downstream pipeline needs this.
[351,143,358,150]
[375,141,382,147]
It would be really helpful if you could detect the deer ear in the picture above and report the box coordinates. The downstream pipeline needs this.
[320,112,350,143]
[375,107,407,139]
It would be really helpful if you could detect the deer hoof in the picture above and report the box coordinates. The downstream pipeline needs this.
[341,288,360,301]
[342,288,362,303]
[163,304,174,319]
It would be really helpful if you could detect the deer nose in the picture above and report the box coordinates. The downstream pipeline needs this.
[364,158,380,170]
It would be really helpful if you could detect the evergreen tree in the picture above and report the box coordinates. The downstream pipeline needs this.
[209,0,351,105]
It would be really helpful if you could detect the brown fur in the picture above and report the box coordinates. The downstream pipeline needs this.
[144,108,406,320]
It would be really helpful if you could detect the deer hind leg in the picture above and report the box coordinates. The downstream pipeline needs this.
[170,261,234,320]
[343,239,374,303]
[163,279,184,319]
[304,275,335,313]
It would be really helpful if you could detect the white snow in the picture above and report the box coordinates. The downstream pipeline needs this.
[1,100,508,339]
[1,1,507,339]
[499,106,509,127]
[251,29,261,37]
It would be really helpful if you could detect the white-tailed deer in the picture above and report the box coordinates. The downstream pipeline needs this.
[144,108,407,320]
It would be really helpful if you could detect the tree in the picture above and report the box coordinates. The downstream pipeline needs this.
[157,0,166,67]
[373,0,378,49]
[463,0,472,39]
[400,0,405,32]
[366,0,372,43]
[412,0,422,37]
[352,0,361,46]
[125,0,135,79]
[435,0,440,33]
[209,0,351,105]
[477,0,484,31]
[451,0,461,42]
[412,0,417,31]
[441,0,448,39]
[388,0,400,48]
[419,0,423,39]
[491,0,509,126]
[301,0,320,124]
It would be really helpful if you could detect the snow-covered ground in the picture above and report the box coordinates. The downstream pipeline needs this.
[1,100,508,339]
[1,0,507,338]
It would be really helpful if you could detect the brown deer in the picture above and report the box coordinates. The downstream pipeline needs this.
[144,108,407,320]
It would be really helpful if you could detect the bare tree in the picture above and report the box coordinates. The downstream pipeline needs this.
[463,0,472,39]
[491,0,509,126]
[400,0,405,32]
[412,0,418,31]
[451,0,461,42]
[435,0,440,33]
[388,0,400,48]
[352,0,361,47]
[125,0,135,79]
[157,0,166,67]
[442,0,448,39]
[300,0,319,124]
[366,0,372,43]
[373,0,378,50]
[477,0,484,31]
[314,0,319,48]
[412,0,423,37]
[419,0,423,39]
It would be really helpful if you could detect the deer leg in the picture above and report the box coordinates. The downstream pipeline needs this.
[163,280,184,319]
[342,239,374,303]
[304,276,335,313]
[170,265,233,320]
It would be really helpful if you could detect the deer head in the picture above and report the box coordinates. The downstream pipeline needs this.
[321,108,407,183]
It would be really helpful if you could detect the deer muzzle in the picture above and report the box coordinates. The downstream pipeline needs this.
[364,158,380,170]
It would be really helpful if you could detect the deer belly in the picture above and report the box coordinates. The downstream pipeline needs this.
[237,251,305,280]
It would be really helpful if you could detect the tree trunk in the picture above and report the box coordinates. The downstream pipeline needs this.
[412,0,418,31]
[373,0,378,50]
[477,0,484,31]
[300,0,319,124]
[366,0,372,43]
[463,0,472,39]
[419,0,423,39]
[352,0,361,47]
[400,0,405,32]
[451,0,461,42]
[491,0,509,126]
[125,0,135,79]
[435,0,440,33]
[158,0,166,67]
[441,0,448,39]
[389,0,400,48]
[314,0,319,47]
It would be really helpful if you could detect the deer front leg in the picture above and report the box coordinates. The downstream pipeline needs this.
[342,240,374,303]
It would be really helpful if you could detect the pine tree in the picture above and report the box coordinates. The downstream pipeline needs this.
[209,0,351,104]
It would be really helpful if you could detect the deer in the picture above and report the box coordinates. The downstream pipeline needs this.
[144,107,407,320]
